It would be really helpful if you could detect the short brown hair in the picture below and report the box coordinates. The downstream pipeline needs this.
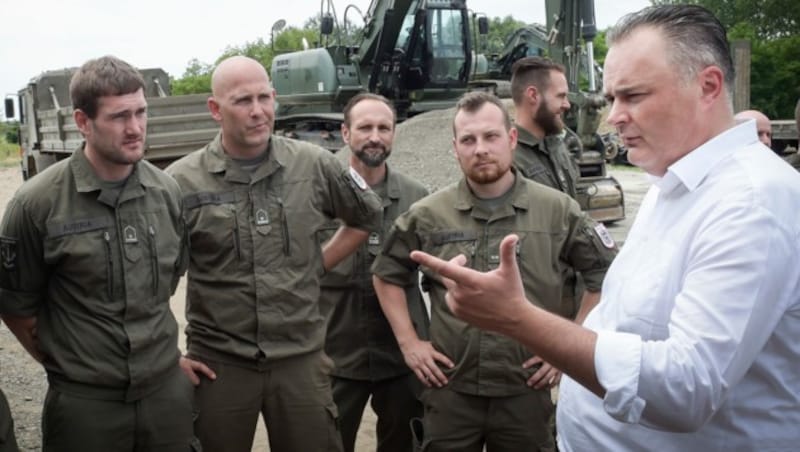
[343,93,397,127]
[452,91,512,136]
[510,57,566,105]
[69,55,145,119]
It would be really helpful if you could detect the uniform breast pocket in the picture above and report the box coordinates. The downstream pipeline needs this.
[427,231,477,268]
[187,199,245,272]
[44,220,115,303]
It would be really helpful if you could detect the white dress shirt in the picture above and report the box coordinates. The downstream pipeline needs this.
[558,120,800,451]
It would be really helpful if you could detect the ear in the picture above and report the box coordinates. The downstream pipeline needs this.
[207,97,222,122]
[698,65,725,107]
[526,85,540,105]
[508,126,519,150]
[341,122,351,146]
[73,109,91,136]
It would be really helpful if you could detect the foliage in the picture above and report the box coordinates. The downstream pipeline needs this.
[650,0,800,117]
[747,34,800,118]
[171,59,213,95]
[1,120,19,144]
[473,15,528,55]
[171,25,321,95]
[651,0,799,39]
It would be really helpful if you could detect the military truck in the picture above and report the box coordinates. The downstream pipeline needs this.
[4,67,218,179]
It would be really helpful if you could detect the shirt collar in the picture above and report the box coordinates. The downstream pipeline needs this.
[205,132,285,183]
[656,120,759,194]
[515,125,543,149]
[69,143,155,204]
[454,168,530,215]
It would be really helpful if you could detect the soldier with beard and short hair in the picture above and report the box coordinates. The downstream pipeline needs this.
[372,91,615,452]
[510,57,605,324]
[319,93,429,452]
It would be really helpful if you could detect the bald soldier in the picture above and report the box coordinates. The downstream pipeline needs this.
[167,56,381,452]
[734,110,772,148]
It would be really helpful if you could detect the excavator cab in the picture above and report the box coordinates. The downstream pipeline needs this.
[271,0,471,149]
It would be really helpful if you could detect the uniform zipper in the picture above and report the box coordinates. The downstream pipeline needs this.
[278,197,290,256]
[232,206,241,260]
[103,231,113,300]
[148,225,158,296]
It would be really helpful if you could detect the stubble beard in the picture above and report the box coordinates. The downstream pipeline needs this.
[467,159,510,184]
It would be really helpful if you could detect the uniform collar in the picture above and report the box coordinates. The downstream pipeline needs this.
[205,132,285,183]
[69,143,155,206]
[514,124,543,149]
[454,168,530,219]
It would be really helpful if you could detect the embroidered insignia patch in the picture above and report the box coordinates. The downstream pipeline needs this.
[0,237,18,271]
[368,232,380,246]
[123,225,138,244]
[594,223,616,249]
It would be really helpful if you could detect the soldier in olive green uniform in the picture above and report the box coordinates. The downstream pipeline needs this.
[0,56,195,452]
[319,94,429,452]
[167,56,380,452]
[510,57,600,328]
[373,93,616,452]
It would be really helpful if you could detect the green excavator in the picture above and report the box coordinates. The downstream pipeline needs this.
[470,0,625,223]
[271,0,472,149]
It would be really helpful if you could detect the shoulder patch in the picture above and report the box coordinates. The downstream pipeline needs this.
[0,237,18,271]
[349,166,368,191]
[594,223,616,249]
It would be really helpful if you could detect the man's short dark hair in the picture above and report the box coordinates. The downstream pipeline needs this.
[343,93,397,127]
[510,57,566,106]
[69,55,145,119]
[452,91,512,136]
[607,5,734,96]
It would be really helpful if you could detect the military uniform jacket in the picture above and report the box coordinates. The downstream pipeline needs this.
[0,146,187,402]
[514,126,579,199]
[320,161,429,381]
[167,134,381,367]
[372,173,616,397]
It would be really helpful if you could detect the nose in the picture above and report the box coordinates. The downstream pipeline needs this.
[126,115,145,135]
[605,99,626,128]
[368,127,381,143]
[562,97,571,111]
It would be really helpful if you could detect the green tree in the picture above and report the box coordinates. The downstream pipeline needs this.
[474,15,528,55]
[171,59,213,95]
[652,0,799,39]
[171,24,321,95]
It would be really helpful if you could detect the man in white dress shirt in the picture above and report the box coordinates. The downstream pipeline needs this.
[407,4,800,451]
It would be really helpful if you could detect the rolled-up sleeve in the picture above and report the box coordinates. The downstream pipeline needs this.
[595,199,798,432]
[0,197,47,317]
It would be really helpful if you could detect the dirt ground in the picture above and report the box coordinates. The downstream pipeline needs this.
[0,162,649,451]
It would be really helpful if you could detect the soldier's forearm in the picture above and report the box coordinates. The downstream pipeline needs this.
[322,226,369,271]
[1,314,43,363]
[372,275,419,346]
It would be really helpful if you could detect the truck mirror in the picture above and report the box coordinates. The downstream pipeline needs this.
[4,98,14,119]
[321,14,334,36]
[478,17,489,35]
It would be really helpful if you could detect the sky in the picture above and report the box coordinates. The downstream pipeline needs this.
[0,0,650,119]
